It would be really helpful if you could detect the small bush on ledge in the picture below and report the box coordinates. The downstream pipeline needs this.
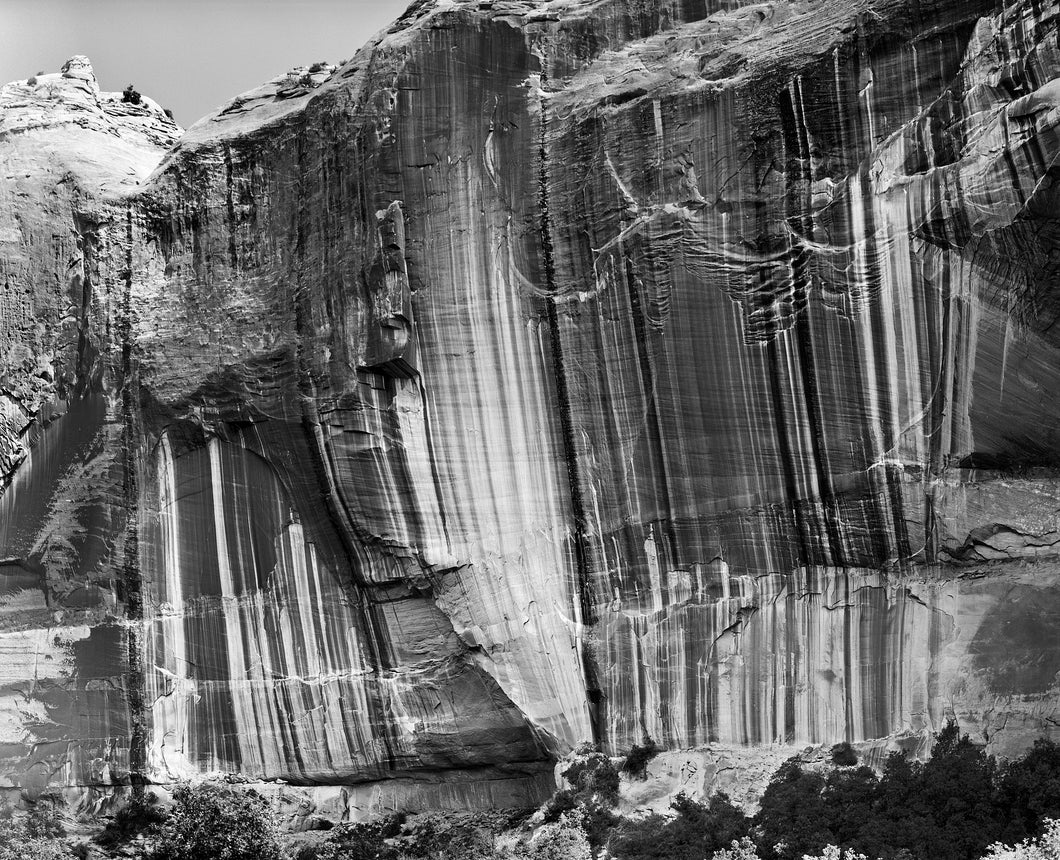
[831,742,859,767]
[622,738,662,780]
[122,84,141,104]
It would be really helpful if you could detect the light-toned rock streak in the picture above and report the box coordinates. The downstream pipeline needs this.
[1,0,1060,816]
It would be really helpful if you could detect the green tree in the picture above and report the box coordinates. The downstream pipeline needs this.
[544,744,621,849]
[997,739,1060,844]
[754,760,834,860]
[869,750,933,858]
[562,744,621,806]
[711,837,763,860]
[821,765,878,853]
[609,791,750,860]
[916,722,1002,860]
[150,783,282,860]
[981,817,1060,860]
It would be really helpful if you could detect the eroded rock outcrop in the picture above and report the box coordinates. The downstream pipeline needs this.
[2,0,1060,818]
[0,58,179,801]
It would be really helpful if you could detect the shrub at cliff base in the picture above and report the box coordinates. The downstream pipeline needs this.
[712,822,1060,860]
[997,740,1060,843]
[713,843,872,860]
[95,791,167,850]
[294,810,583,860]
[753,723,1060,860]
[711,836,765,860]
[148,782,282,860]
[982,818,1060,860]
[27,725,1057,860]
[395,810,532,859]
[538,744,620,849]
[601,724,1060,860]
[294,815,404,860]
[0,801,74,860]
[754,759,834,860]
[521,813,592,860]
[560,744,621,807]
[609,791,750,860]
[0,824,74,860]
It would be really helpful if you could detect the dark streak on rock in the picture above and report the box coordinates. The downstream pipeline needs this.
[536,69,602,742]
[121,203,147,794]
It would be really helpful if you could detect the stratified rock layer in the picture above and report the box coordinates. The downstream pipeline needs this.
[2,0,1060,816]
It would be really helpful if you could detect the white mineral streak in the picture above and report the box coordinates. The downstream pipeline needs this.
[143,434,380,780]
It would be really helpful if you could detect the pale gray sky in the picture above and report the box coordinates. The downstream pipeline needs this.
[0,0,409,126]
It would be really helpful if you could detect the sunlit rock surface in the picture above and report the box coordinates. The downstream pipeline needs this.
[0,57,179,797]
[3,0,1060,815]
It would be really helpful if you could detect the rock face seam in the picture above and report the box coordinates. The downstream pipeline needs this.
[535,70,602,744]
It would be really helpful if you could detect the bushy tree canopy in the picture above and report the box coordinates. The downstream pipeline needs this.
[752,725,1060,860]
[149,783,282,860]
[610,792,751,860]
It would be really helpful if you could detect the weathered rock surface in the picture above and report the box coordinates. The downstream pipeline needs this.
[3,0,1060,817]
[0,58,179,801]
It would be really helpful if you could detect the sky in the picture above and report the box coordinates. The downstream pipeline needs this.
[0,0,410,127]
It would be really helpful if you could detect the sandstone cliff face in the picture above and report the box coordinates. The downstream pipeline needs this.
[0,58,179,800]
[3,0,1060,818]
